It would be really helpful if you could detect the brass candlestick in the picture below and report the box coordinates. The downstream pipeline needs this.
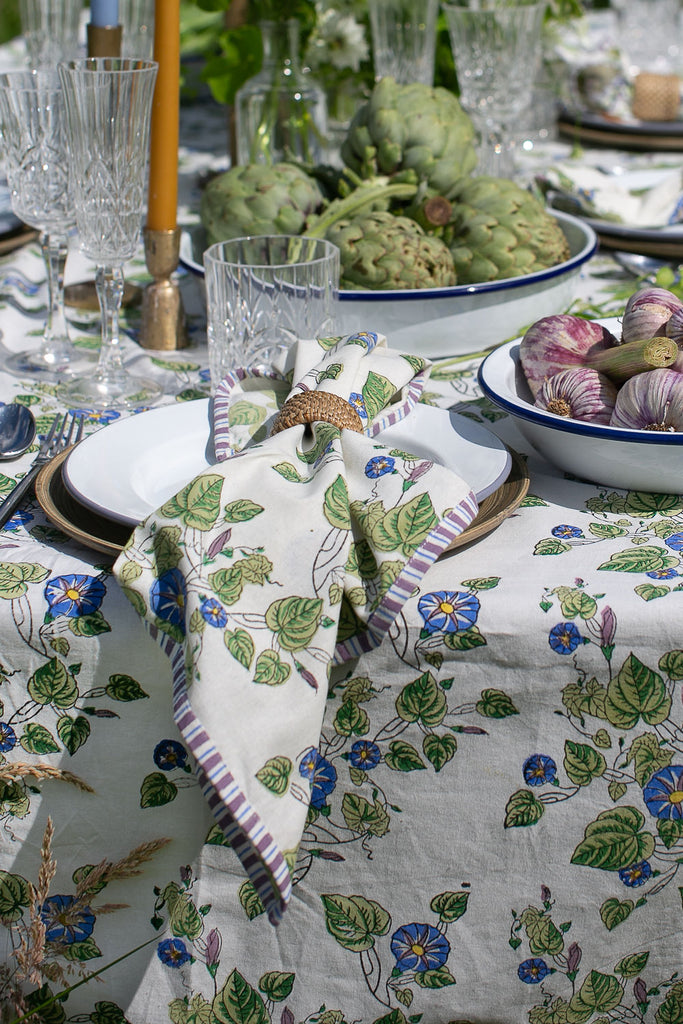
[86,24,122,58]
[140,226,188,350]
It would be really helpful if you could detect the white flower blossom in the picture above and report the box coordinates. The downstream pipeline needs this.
[306,9,369,73]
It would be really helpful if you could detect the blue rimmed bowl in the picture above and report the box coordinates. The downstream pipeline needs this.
[179,209,597,359]
[478,317,683,492]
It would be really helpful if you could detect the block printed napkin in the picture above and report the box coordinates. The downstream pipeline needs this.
[114,331,479,923]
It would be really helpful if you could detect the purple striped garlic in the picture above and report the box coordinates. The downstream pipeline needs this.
[536,367,618,424]
[621,286,683,345]
[610,368,683,431]
[519,314,618,398]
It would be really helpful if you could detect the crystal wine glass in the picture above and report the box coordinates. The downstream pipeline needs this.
[0,69,80,378]
[57,57,161,410]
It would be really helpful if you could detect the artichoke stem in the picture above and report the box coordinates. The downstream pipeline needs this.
[307,181,418,239]
[586,335,678,384]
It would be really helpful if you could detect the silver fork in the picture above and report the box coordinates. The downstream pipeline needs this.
[0,412,85,529]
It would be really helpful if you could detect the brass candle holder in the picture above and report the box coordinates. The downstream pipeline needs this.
[140,226,188,351]
[86,24,122,58]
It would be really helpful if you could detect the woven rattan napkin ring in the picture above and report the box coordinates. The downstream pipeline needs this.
[270,391,364,435]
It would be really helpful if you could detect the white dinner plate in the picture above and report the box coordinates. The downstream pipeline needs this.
[63,400,512,527]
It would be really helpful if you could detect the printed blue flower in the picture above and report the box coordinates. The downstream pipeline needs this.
[70,407,120,425]
[149,568,187,631]
[348,392,368,419]
[365,455,395,478]
[548,621,582,654]
[551,525,583,538]
[646,568,679,579]
[153,739,188,771]
[44,573,106,618]
[417,590,480,634]
[298,747,337,808]
[619,860,652,887]
[40,894,95,944]
[200,597,227,628]
[0,722,16,752]
[518,958,551,983]
[523,754,557,787]
[157,937,191,967]
[390,922,450,973]
[2,509,33,532]
[349,740,381,770]
[643,764,683,820]
[664,531,683,551]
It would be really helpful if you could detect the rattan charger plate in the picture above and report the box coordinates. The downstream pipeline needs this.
[35,445,530,561]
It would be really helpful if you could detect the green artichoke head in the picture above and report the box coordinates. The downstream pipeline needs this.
[324,209,456,291]
[429,176,572,284]
[200,162,324,246]
[340,77,478,193]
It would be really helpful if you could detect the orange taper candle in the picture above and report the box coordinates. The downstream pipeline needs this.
[147,0,180,231]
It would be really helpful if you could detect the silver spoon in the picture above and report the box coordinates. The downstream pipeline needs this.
[0,403,36,461]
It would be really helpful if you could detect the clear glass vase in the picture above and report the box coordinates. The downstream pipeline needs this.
[235,19,328,166]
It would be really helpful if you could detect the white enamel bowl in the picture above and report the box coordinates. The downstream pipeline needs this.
[179,210,597,359]
[478,318,683,493]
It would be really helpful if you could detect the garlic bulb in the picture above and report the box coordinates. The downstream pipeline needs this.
[519,314,617,397]
[621,286,683,345]
[610,368,683,431]
[536,367,618,424]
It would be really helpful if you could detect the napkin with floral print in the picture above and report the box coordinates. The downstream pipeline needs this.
[114,331,479,924]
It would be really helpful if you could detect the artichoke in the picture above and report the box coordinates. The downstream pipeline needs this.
[340,77,478,193]
[323,210,456,290]
[200,162,324,246]
[416,176,571,284]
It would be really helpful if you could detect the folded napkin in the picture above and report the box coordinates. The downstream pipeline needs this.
[537,163,683,228]
[114,331,478,923]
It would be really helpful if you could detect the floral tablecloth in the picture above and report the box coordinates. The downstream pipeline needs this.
[0,136,682,1020]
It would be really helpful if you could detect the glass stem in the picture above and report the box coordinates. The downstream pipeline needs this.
[95,264,125,379]
[39,230,71,355]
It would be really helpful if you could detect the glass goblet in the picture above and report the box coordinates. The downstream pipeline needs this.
[19,0,82,70]
[442,0,545,179]
[0,70,79,378]
[58,57,162,411]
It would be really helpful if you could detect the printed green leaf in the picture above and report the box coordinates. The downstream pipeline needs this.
[615,951,649,978]
[117,559,143,585]
[562,678,607,721]
[223,498,264,523]
[626,732,673,786]
[461,576,500,590]
[571,806,655,870]
[163,883,204,941]
[558,589,597,619]
[569,971,622,1016]
[563,741,606,787]
[321,892,390,951]
[105,674,149,702]
[341,793,390,837]
[27,658,78,708]
[362,370,396,421]
[324,474,350,530]
[62,936,101,962]
[384,740,426,772]
[533,537,571,555]
[608,781,628,803]
[659,649,683,679]
[597,544,679,573]
[635,583,669,601]
[56,714,90,756]
[376,491,438,557]
[422,732,457,772]
[140,771,178,808]
[395,671,446,727]
[229,398,269,427]
[255,756,292,797]
[121,585,146,618]
[234,554,272,585]
[476,688,519,718]
[334,700,370,737]
[225,628,255,670]
[265,595,323,651]
[658,817,683,849]
[605,653,672,728]
[209,566,244,606]
[624,491,683,515]
[504,789,545,828]
[443,624,486,651]
[342,676,374,703]
[0,869,31,922]
[238,881,266,921]
[20,723,59,754]
[253,649,290,685]
[258,971,295,1002]
[152,525,184,575]
[588,522,628,539]
[520,906,565,955]
[413,965,455,988]
[68,610,111,637]
[161,474,224,530]
[345,538,380,580]
[189,608,206,634]
[0,561,50,599]
[213,968,269,1024]
[430,890,469,923]
[371,1011,408,1024]
[655,987,683,1024]
[394,988,413,1008]
[272,461,306,483]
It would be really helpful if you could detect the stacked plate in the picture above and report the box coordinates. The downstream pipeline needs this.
[35,400,529,558]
